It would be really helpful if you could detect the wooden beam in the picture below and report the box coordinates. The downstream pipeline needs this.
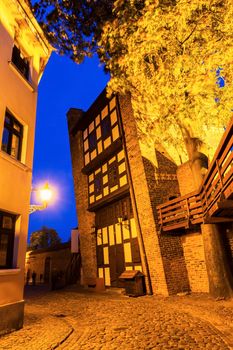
[217,199,233,209]
[204,217,233,224]
[161,221,189,232]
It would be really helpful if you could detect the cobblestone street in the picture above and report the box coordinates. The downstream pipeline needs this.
[0,286,233,350]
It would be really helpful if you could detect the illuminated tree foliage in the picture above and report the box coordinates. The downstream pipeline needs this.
[32,0,233,162]
[100,0,233,162]
[29,226,61,250]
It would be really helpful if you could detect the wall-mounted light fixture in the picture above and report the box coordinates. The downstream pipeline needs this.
[29,182,52,214]
[117,216,130,229]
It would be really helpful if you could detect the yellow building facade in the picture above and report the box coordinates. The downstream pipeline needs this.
[0,0,52,334]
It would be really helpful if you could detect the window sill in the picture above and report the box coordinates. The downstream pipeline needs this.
[0,269,21,276]
[0,151,32,173]
[8,61,36,93]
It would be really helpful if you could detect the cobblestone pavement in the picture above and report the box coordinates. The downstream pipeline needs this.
[0,286,233,350]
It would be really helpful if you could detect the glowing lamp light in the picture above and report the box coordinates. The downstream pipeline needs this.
[29,182,53,214]
[39,182,52,204]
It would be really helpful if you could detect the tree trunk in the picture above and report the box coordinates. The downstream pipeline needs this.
[188,145,233,299]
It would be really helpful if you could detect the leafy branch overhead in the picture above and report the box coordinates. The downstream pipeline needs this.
[29,226,61,250]
[101,0,233,157]
[31,0,233,162]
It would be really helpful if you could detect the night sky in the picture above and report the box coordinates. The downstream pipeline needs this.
[28,52,109,242]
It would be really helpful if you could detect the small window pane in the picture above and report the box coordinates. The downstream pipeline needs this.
[101,116,111,140]
[109,162,118,188]
[88,130,97,152]
[0,234,8,266]
[5,116,10,124]
[13,122,21,132]
[11,134,20,158]
[2,216,13,229]
[1,128,9,152]
[94,175,102,195]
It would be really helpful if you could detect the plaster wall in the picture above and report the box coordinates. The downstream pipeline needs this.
[0,22,37,305]
[0,0,52,333]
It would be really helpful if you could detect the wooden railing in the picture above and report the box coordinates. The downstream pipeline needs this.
[157,191,202,231]
[201,118,233,220]
[157,117,233,232]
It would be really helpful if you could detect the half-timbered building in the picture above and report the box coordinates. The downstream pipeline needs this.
[67,89,233,296]
[68,91,143,289]
[67,90,181,295]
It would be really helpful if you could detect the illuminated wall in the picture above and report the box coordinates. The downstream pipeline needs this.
[0,0,52,334]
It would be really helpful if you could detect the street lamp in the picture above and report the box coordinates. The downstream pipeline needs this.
[29,182,52,214]
[39,182,52,203]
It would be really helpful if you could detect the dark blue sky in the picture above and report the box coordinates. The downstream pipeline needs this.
[28,52,109,242]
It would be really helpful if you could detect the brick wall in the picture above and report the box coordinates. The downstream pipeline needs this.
[118,94,170,295]
[181,232,209,292]
[67,110,97,286]
[26,244,71,284]
[176,161,209,293]
[142,153,190,294]
[159,234,191,294]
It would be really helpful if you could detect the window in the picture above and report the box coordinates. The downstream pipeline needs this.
[94,174,102,196]
[0,212,16,269]
[11,45,30,81]
[88,130,97,152]
[101,116,111,140]
[1,110,23,161]
[108,162,118,188]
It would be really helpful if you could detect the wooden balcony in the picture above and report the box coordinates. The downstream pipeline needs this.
[157,117,233,232]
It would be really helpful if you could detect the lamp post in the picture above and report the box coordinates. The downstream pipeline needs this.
[29,182,52,214]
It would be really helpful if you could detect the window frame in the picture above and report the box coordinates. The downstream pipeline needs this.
[11,45,30,81]
[1,110,23,161]
[94,173,103,196]
[101,115,112,140]
[88,129,97,153]
[108,161,119,188]
[0,212,16,269]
